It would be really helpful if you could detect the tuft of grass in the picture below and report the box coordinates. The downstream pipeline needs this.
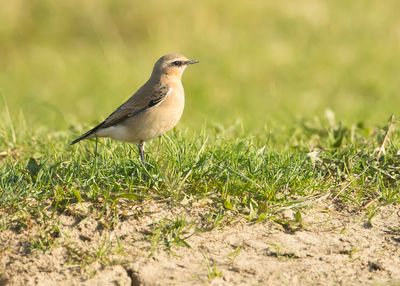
[65,237,116,269]
[203,255,223,280]
[150,216,194,252]
[207,262,223,280]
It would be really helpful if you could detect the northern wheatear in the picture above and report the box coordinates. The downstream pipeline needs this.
[70,53,198,162]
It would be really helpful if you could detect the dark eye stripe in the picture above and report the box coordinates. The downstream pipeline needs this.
[171,61,182,67]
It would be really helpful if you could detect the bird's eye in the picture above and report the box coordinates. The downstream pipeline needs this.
[172,61,182,67]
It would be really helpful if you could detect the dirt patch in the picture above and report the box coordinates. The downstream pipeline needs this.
[1,201,399,286]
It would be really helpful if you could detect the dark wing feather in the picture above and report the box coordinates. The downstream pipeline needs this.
[100,83,169,128]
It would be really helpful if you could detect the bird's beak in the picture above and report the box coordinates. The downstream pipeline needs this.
[186,59,199,65]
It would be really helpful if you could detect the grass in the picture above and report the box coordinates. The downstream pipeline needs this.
[1,113,399,247]
[0,0,399,279]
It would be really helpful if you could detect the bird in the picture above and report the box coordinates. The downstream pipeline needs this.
[70,53,199,163]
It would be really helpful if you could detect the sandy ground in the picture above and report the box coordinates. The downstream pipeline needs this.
[1,200,399,286]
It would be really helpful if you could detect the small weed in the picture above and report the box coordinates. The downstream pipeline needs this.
[363,205,380,228]
[266,243,300,259]
[29,225,61,252]
[150,216,194,253]
[272,209,305,234]
[205,258,223,280]
[339,247,359,259]
[65,238,114,268]
[227,246,242,262]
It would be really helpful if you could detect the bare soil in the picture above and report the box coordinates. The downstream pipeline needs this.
[1,200,399,286]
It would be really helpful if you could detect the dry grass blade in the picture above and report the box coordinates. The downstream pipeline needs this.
[375,115,396,158]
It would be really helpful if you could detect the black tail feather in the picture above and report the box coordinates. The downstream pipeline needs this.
[70,126,99,145]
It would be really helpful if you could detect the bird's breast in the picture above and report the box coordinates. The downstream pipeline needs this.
[157,86,185,128]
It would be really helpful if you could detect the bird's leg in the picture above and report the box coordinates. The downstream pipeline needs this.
[94,135,98,158]
[137,141,145,163]
[93,135,99,170]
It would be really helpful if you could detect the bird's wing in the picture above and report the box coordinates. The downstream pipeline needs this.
[70,82,171,145]
[99,82,171,129]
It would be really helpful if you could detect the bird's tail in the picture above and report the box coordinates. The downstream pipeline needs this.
[70,126,99,145]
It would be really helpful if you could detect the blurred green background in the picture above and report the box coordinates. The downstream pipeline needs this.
[1,0,399,132]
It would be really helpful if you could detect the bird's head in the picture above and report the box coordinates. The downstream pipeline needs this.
[152,53,199,79]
